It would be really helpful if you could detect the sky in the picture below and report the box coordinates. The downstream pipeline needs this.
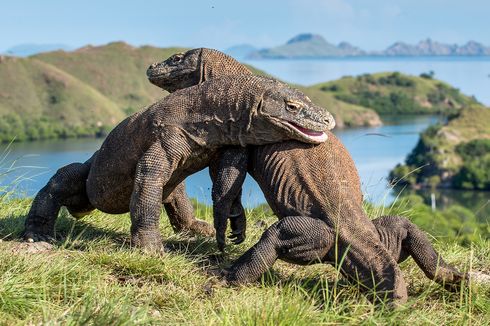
[1,0,490,52]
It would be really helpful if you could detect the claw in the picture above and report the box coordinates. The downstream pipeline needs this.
[231,236,245,245]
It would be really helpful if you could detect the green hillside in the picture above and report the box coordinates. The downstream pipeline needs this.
[34,42,186,112]
[0,56,124,141]
[314,72,482,114]
[390,106,490,190]
[0,43,383,143]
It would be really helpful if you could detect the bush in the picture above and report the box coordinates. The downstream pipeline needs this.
[378,72,415,87]
[452,139,490,190]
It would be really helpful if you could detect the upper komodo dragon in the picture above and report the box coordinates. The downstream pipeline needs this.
[23,75,334,250]
[147,48,468,304]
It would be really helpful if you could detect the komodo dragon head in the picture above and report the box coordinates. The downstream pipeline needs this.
[236,75,334,143]
[147,48,253,92]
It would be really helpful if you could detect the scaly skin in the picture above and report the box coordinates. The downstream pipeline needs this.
[24,75,334,251]
[147,48,467,303]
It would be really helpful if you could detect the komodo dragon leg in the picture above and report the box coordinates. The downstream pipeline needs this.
[225,216,334,284]
[373,215,467,291]
[163,182,215,237]
[210,147,249,251]
[129,142,170,251]
[24,153,96,242]
[224,216,407,304]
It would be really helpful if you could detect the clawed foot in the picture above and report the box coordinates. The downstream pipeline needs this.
[24,232,56,243]
[131,231,166,254]
[228,230,245,245]
[23,219,56,243]
[186,220,216,237]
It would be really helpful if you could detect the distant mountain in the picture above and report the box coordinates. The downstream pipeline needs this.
[245,34,490,59]
[224,44,258,60]
[384,39,490,56]
[248,33,365,59]
[4,43,73,57]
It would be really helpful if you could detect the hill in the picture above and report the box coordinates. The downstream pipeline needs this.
[249,34,365,59]
[0,42,381,143]
[312,72,482,114]
[390,106,490,190]
[383,39,490,56]
[0,56,124,141]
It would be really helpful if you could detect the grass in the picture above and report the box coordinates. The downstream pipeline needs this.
[0,197,489,325]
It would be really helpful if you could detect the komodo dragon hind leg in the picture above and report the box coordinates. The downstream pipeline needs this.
[163,182,215,237]
[374,215,467,291]
[225,216,333,284]
[226,216,408,305]
[24,159,94,242]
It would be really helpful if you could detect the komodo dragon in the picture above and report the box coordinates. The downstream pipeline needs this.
[23,75,334,250]
[147,48,467,303]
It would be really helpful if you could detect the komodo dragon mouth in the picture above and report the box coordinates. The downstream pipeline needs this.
[275,119,330,144]
[286,121,329,143]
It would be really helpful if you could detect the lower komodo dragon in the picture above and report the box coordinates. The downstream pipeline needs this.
[146,48,467,304]
[23,75,334,250]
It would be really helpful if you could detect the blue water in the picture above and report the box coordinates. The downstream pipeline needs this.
[243,56,490,106]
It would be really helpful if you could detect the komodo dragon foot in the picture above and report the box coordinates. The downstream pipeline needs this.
[24,160,94,243]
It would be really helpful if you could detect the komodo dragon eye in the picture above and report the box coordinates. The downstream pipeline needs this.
[172,54,184,64]
[285,101,302,114]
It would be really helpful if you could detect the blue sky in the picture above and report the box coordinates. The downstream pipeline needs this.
[1,0,489,52]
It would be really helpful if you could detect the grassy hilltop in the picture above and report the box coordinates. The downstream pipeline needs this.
[0,197,489,324]
[315,72,482,115]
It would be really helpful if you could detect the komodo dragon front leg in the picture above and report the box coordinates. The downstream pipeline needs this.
[373,215,467,291]
[210,147,249,251]
[129,137,190,250]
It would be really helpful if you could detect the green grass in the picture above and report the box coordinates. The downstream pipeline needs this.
[0,197,489,325]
